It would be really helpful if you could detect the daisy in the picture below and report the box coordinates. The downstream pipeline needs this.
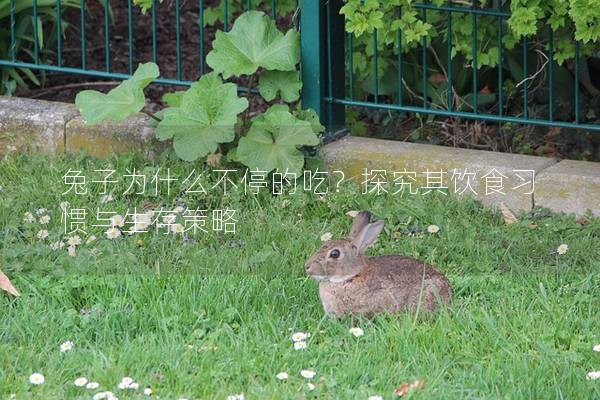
[294,341,307,350]
[23,212,35,223]
[67,235,82,246]
[35,208,47,215]
[100,194,114,204]
[129,382,139,390]
[50,241,64,250]
[86,235,97,244]
[119,377,134,389]
[29,372,45,385]
[74,377,88,387]
[170,223,185,234]
[87,382,100,390]
[276,372,289,380]
[300,369,316,379]
[111,214,125,228]
[307,383,316,391]
[68,245,77,257]
[349,327,364,337]
[37,230,49,240]
[60,340,74,352]
[587,371,600,380]
[320,232,332,242]
[557,244,569,255]
[105,227,121,240]
[226,394,245,400]
[427,224,440,234]
[292,332,310,342]
[143,387,153,396]
[368,396,383,400]
[39,215,51,224]
[593,344,600,352]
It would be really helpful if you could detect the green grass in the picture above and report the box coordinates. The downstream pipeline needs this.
[1,152,599,399]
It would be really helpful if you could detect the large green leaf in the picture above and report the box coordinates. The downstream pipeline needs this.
[75,62,159,125]
[236,108,319,173]
[258,70,302,102]
[206,11,300,78]
[155,73,248,162]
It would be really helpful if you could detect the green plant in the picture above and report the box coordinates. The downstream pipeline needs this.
[0,0,79,95]
[75,10,323,174]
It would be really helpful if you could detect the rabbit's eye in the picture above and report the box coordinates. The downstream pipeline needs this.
[329,249,341,259]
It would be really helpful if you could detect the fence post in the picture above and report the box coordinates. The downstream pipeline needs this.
[301,0,346,134]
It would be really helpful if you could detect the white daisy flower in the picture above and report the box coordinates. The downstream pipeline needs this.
[50,241,64,250]
[300,369,316,379]
[105,227,122,240]
[60,201,70,211]
[368,396,383,400]
[37,230,49,240]
[307,383,316,391]
[276,372,289,380]
[346,210,359,218]
[86,235,97,244]
[427,224,440,234]
[67,235,82,246]
[143,387,153,396]
[87,382,100,390]
[130,382,139,390]
[292,332,310,342]
[294,341,307,350]
[349,327,364,337]
[74,377,88,387]
[35,208,47,215]
[587,371,600,380]
[23,212,35,223]
[29,372,45,385]
[320,232,332,242]
[593,344,600,352]
[111,214,125,228]
[170,223,185,234]
[68,245,77,257]
[93,393,107,400]
[39,215,51,224]
[100,194,114,204]
[557,244,569,255]
[119,377,134,389]
[226,394,245,400]
[60,340,74,352]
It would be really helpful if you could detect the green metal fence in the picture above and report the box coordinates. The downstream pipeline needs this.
[1,0,599,135]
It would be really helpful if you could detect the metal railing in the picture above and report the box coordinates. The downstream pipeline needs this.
[1,0,599,135]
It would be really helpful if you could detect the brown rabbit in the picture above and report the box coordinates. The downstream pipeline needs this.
[305,211,451,318]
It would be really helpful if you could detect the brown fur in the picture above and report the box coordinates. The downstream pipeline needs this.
[306,212,452,318]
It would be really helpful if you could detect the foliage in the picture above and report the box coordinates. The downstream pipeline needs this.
[0,0,79,95]
[75,63,159,125]
[75,11,323,174]
[339,0,600,113]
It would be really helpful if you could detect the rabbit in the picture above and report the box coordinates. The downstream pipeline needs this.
[305,211,452,318]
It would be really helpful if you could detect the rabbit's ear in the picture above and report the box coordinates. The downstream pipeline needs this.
[348,211,372,239]
[352,220,384,255]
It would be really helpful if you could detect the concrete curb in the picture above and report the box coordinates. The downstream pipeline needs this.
[0,96,598,216]
[0,95,162,159]
[322,136,600,217]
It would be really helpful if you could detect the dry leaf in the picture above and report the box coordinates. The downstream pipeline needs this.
[395,380,425,397]
[500,202,518,225]
[0,269,20,297]
[206,152,222,167]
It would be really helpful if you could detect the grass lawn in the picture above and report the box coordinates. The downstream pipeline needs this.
[1,152,599,399]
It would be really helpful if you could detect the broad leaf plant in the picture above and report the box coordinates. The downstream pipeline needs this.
[75,11,323,174]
